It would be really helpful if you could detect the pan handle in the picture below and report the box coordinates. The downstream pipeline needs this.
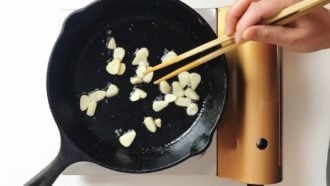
[25,134,89,186]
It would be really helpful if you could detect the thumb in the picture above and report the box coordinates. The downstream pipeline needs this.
[242,25,295,46]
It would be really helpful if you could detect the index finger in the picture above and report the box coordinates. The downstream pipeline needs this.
[225,0,254,35]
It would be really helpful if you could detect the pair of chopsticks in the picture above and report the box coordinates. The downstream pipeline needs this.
[149,0,330,84]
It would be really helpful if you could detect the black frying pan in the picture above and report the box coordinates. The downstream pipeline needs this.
[26,0,227,185]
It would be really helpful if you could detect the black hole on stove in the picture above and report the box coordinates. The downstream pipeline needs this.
[256,138,268,150]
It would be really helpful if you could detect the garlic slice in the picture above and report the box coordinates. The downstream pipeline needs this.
[178,71,190,88]
[106,58,121,75]
[138,61,150,67]
[107,37,116,50]
[86,100,97,117]
[130,77,143,85]
[161,50,177,63]
[106,84,119,98]
[113,47,125,60]
[137,89,147,99]
[119,130,136,148]
[164,94,177,103]
[130,88,147,101]
[175,97,192,107]
[184,88,200,101]
[189,73,201,90]
[136,65,147,78]
[186,103,199,116]
[154,118,162,128]
[136,48,149,58]
[172,81,184,97]
[89,90,106,102]
[133,48,149,65]
[130,90,141,102]
[152,100,169,112]
[159,81,171,94]
[142,71,154,83]
[80,95,91,111]
[117,63,126,75]
[144,117,157,133]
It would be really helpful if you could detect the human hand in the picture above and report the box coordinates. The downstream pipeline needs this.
[225,0,330,52]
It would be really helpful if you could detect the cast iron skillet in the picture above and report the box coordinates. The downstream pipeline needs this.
[26,0,227,185]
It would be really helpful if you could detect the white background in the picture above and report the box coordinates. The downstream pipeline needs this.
[0,0,329,186]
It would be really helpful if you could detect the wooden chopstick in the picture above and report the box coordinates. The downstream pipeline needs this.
[154,41,244,84]
[153,0,330,84]
[145,35,234,74]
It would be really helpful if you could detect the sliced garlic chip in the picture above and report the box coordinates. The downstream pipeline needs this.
[119,130,136,148]
[178,71,190,88]
[107,37,116,50]
[136,88,147,99]
[184,88,200,101]
[175,97,192,107]
[142,71,154,83]
[86,100,97,117]
[186,103,199,116]
[106,58,121,75]
[130,90,141,102]
[113,47,125,60]
[154,118,162,128]
[144,117,157,133]
[189,73,201,90]
[106,84,119,98]
[164,94,177,103]
[130,88,147,101]
[133,48,149,65]
[117,63,126,75]
[137,48,149,57]
[130,77,143,85]
[136,65,147,78]
[172,81,184,97]
[80,95,91,111]
[161,50,177,63]
[89,90,106,102]
[152,100,169,112]
[132,56,146,66]
[138,61,150,67]
[159,81,171,94]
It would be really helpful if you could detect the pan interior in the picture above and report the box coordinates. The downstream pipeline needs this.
[74,13,214,148]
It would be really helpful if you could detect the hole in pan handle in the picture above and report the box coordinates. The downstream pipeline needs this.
[190,134,211,156]
[24,134,89,186]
